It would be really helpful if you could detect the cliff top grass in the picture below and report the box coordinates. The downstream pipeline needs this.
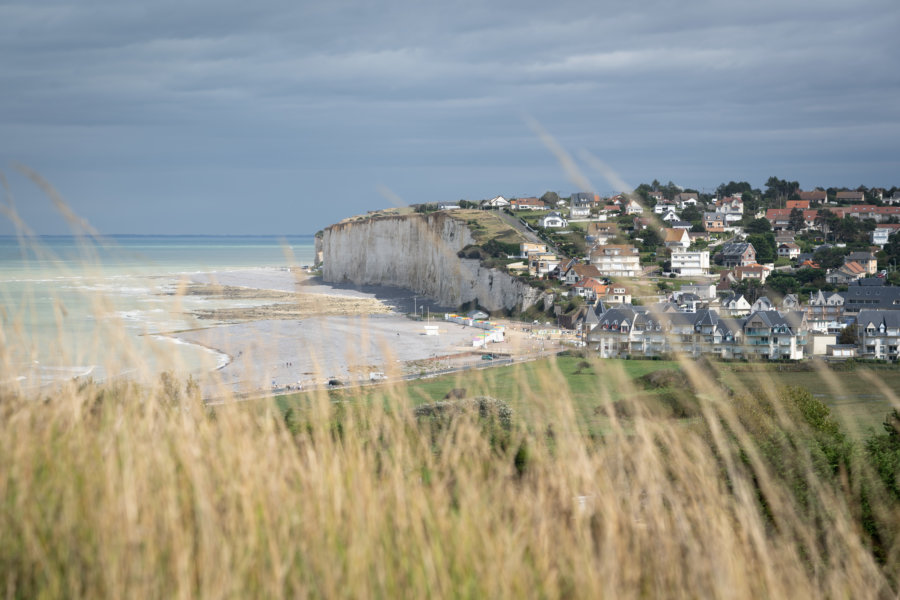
[449,209,527,246]
[334,206,527,248]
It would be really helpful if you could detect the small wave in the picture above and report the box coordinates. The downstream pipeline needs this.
[150,335,231,371]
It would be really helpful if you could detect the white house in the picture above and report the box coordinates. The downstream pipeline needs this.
[569,204,591,218]
[670,250,710,276]
[483,195,509,208]
[589,245,642,278]
[663,228,691,249]
[624,199,644,215]
[777,243,801,260]
[661,211,681,223]
[539,211,568,228]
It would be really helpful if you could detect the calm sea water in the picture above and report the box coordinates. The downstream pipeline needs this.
[0,235,316,386]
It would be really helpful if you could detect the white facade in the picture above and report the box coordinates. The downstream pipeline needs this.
[538,212,568,228]
[670,250,710,276]
[590,246,641,278]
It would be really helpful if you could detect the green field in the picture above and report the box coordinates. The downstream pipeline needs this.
[294,356,900,440]
[719,367,900,437]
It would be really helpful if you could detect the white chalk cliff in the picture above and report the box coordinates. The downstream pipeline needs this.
[320,213,546,312]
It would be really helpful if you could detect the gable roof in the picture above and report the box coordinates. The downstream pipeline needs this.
[663,228,689,242]
[840,285,900,310]
[798,190,827,202]
[720,242,754,257]
[857,310,900,330]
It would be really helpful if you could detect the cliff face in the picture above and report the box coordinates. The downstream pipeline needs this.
[321,212,545,312]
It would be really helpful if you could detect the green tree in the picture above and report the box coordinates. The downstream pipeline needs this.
[745,218,772,234]
[716,181,754,197]
[764,176,800,207]
[747,233,776,263]
[813,246,846,270]
[640,228,662,251]
[540,191,560,206]
[788,207,805,232]
[815,209,840,241]
[680,205,702,224]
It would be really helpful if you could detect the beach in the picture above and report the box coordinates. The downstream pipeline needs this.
[169,268,559,397]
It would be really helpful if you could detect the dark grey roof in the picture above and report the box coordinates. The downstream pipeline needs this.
[719,242,753,257]
[745,310,801,333]
[851,277,885,287]
[840,285,900,311]
[846,251,875,261]
[570,192,595,205]
[857,310,900,329]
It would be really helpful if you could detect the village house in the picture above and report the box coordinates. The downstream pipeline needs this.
[538,211,568,228]
[569,203,591,218]
[703,212,726,233]
[528,252,559,278]
[717,242,756,267]
[751,297,775,312]
[663,228,691,249]
[786,199,810,210]
[741,311,807,360]
[653,200,677,214]
[782,294,801,310]
[872,224,900,246]
[765,209,793,230]
[856,310,900,361]
[844,251,878,276]
[563,263,603,286]
[840,281,900,313]
[661,210,681,223]
[624,198,644,215]
[670,249,710,276]
[587,305,806,360]
[832,205,900,222]
[633,217,653,230]
[718,293,752,316]
[675,192,699,209]
[571,278,607,301]
[510,197,547,210]
[589,244,641,278]
[806,290,845,333]
[570,192,599,208]
[519,242,548,258]
[827,261,867,285]
[774,231,796,245]
[777,242,801,260]
[836,190,865,203]
[715,196,743,223]
[734,263,771,284]
[797,190,827,204]
[606,284,632,305]
[680,283,717,300]
[482,195,509,208]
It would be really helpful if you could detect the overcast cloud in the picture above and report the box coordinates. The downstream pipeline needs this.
[1,0,898,234]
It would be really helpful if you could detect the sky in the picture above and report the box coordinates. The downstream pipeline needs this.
[1,0,898,235]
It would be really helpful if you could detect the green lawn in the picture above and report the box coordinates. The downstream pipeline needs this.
[277,356,899,441]
[719,367,900,438]
[309,356,682,437]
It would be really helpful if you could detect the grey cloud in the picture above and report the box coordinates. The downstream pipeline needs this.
[1,0,898,233]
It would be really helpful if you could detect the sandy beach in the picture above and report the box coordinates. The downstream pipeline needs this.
[168,268,559,397]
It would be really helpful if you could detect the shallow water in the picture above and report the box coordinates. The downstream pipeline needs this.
[0,235,315,387]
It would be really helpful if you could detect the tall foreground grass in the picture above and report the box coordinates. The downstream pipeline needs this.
[2,356,899,598]
[1,172,899,598]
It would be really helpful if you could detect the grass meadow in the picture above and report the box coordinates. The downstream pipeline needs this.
[3,185,900,598]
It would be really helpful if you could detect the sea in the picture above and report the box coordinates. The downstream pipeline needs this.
[0,234,316,388]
